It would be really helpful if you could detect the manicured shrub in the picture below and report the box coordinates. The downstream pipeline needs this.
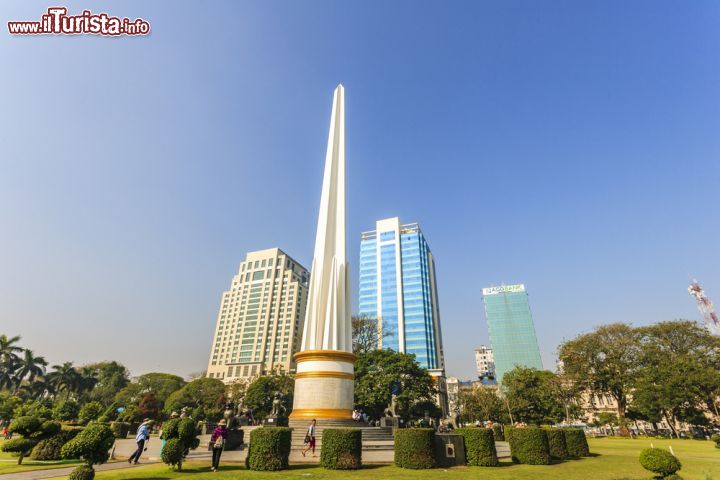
[159,417,200,470]
[492,424,504,441]
[61,423,115,466]
[394,428,435,469]
[712,434,720,449]
[546,428,569,460]
[68,465,95,480]
[2,416,61,464]
[507,427,551,465]
[246,427,292,471]
[31,429,80,460]
[639,448,682,478]
[109,422,130,439]
[563,428,590,457]
[320,428,361,470]
[161,438,183,467]
[1,438,35,464]
[456,427,498,466]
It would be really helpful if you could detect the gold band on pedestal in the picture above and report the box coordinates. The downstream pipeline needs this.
[294,349,357,364]
[295,371,354,380]
[289,408,353,419]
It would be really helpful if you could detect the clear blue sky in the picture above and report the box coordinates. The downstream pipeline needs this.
[1,1,718,380]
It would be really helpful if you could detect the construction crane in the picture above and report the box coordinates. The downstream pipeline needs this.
[688,280,720,335]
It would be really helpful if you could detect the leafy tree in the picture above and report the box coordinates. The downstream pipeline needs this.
[53,400,80,422]
[634,320,720,437]
[163,378,226,421]
[354,349,437,419]
[351,315,393,354]
[244,372,294,419]
[501,367,565,425]
[78,401,104,425]
[458,385,508,424]
[546,372,583,423]
[0,392,22,422]
[558,323,640,432]
[137,392,161,420]
[592,412,619,435]
[114,373,186,415]
[84,362,129,407]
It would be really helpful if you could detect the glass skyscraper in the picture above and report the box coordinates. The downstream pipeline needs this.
[359,217,445,370]
[482,284,543,384]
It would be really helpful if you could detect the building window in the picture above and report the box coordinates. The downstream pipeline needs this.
[380,231,396,241]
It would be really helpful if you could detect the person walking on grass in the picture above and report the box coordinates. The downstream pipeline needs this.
[301,419,317,457]
[128,418,153,464]
[210,419,228,472]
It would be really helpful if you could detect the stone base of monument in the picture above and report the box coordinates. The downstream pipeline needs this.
[434,433,466,467]
[263,415,289,427]
[225,429,245,450]
[380,416,400,428]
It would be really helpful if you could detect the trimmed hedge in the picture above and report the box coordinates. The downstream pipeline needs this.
[456,428,498,466]
[68,465,95,480]
[246,427,291,471]
[507,427,551,465]
[394,428,435,469]
[320,428,361,470]
[492,424,504,441]
[546,429,569,460]
[563,428,590,457]
[31,429,81,460]
[109,422,130,439]
[639,448,681,478]
[712,434,720,449]
[61,423,115,466]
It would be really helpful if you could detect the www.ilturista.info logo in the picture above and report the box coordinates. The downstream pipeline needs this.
[8,7,150,36]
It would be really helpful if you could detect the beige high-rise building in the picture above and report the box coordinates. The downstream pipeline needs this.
[206,248,309,382]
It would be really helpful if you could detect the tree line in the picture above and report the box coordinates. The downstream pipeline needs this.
[456,320,720,438]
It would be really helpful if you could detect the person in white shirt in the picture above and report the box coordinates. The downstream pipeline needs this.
[301,419,317,457]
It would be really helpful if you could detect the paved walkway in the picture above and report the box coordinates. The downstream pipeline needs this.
[0,461,161,480]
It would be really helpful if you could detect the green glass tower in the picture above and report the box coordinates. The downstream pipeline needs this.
[482,284,543,383]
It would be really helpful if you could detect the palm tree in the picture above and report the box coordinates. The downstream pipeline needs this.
[19,377,54,400]
[76,366,98,399]
[0,334,23,365]
[14,349,48,391]
[0,362,18,390]
[47,362,80,399]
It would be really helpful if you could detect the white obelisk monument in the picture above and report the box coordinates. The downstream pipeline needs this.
[290,84,355,421]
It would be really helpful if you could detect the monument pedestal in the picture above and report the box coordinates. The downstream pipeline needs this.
[263,415,288,427]
[380,417,400,428]
[290,350,355,420]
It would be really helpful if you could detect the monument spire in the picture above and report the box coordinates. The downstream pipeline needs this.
[290,84,355,421]
[302,84,351,353]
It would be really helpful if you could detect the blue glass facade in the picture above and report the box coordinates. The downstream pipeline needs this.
[359,218,444,370]
[483,285,543,384]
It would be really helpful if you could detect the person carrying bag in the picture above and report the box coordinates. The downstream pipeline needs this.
[209,419,228,471]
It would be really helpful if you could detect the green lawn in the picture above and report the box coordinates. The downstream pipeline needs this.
[47,437,718,480]
[0,439,82,474]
